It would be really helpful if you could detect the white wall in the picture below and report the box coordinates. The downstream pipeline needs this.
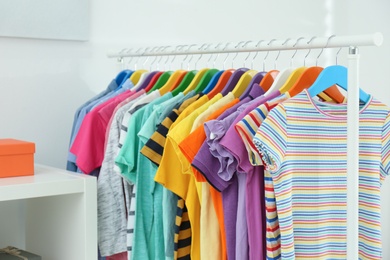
[0,0,389,257]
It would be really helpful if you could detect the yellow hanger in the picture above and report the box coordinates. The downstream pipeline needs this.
[130,70,148,85]
[158,70,187,95]
[278,67,306,94]
[183,68,210,95]
[317,92,334,102]
[231,70,257,98]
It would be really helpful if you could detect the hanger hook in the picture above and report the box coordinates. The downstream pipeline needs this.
[131,48,143,70]
[274,38,291,69]
[170,45,184,70]
[335,47,342,65]
[316,34,335,66]
[252,40,264,70]
[180,45,189,69]
[135,47,145,70]
[117,48,129,70]
[178,45,188,69]
[291,37,305,67]
[222,42,232,70]
[141,47,151,69]
[184,44,196,70]
[195,43,208,69]
[149,47,160,71]
[213,42,223,68]
[242,41,253,68]
[304,36,317,66]
[205,43,214,67]
[159,46,170,70]
[232,41,245,68]
[124,48,135,69]
[263,39,276,71]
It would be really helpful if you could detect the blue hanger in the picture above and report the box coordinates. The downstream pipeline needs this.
[220,68,249,96]
[115,70,133,87]
[239,71,266,99]
[308,65,370,103]
[202,70,224,94]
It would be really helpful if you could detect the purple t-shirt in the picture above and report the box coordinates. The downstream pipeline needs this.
[218,90,281,260]
[192,86,267,260]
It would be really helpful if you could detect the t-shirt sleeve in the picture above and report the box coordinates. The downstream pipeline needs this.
[381,111,390,180]
[235,104,270,166]
[70,112,105,174]
[253,105,288,173]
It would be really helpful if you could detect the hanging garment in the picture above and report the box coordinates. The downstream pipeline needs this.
[97,90,146,257]
[141,94,200,259]
[253,90,390,259]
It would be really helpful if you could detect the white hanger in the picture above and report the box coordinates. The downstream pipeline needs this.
[264,38,294,96]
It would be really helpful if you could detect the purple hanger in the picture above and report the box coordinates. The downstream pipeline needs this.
[135,71,160,91]
[239,71,266,99]
[220,68,249,96]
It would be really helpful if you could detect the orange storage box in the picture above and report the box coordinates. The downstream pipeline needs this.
[0,139,35,178]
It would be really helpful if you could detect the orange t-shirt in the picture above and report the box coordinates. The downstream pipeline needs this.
[179,98,239,260]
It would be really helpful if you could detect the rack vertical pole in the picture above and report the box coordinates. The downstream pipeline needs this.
[347,46,360,259]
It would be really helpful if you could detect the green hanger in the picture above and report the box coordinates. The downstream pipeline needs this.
[148,71,173,93]
[193,69,219,93]
[171,70,198,96]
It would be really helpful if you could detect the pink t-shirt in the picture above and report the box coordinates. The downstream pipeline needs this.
[70,90,135,174]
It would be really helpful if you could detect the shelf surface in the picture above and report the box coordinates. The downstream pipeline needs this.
[0,164,95,202]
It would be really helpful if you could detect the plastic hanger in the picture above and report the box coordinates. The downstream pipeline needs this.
[182,68,210,95]
[231,70,257,98]
[288,66,345,103]
[220,68,248,96]
[193,69,219,93]
[308,65,370,103]
[115,70,133,87]
[129,69,148,85]
[255,40,280,92]
[239,71,266,99]
[238,41,267,99]
[182,44,218,94]
[264,68,294,96]
[148,71,173,93]
[133,50,161,91]
[264,38,295,96]
[206,43,238,98]
[278,67,306,94]
[259,70,279,91]
[135,71,160,91]
[202,70,224,94]
[159,70,187,95]
[207,69,235,98]
[170,45,199,95]
[131,71,151,90]
[171,70,198,96]
[202,44,225,95]
[305,35,350,103]
[230,41,258,98]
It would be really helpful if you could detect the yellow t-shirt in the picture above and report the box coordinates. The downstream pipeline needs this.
[155,94,222,260]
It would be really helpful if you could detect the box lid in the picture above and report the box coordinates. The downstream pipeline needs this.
[0,139,35,155]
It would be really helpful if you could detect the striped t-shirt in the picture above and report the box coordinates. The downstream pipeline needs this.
[235,101,281,260]
[141,94,200,260]
[254,90,390,259]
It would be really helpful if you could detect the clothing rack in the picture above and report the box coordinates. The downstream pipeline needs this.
[107,32,383,259]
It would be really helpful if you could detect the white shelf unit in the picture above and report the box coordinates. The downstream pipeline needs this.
[0,164,97,260]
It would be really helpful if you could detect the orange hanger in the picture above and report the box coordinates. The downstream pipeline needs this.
[158,70,187,95]
[288,66,345,103]
[207,69,235,98]
[169,71,189,91]
[259,70,279,92]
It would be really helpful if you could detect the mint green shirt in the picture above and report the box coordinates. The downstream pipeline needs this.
[120,93,171,260]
